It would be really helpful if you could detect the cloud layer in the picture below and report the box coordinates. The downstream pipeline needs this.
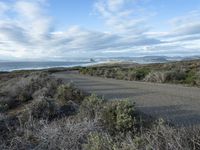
[0,0,200,60]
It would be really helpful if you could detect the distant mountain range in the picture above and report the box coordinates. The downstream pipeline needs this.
[94,55,200,64]
[0,56,200,64]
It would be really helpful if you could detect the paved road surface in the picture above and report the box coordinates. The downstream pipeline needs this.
[53,71,200,127]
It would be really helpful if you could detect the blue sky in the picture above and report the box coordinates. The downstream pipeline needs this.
[0,0,200,60]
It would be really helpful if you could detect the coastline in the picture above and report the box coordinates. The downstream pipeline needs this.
[0,61,100,72]
[0,60,135,73]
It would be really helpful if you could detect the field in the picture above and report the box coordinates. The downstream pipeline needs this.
[0,68,200,149]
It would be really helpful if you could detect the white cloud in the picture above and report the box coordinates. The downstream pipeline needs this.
[0,0,199,61]
[0,0,53,60]
[108,0,128,11]
[0,0,161,60]
[94,0,150,35]
[14,0,52,39]
[168,11,200,37]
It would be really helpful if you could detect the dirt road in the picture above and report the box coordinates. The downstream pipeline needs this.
[53,71,200,126]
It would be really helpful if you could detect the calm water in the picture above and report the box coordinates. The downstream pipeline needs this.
[0,61,93,71]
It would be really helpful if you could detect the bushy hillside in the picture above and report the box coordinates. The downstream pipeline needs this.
[80,60,200,87]
[0,71,200,150]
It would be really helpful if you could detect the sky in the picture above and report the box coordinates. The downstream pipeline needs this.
[0,0,200,61]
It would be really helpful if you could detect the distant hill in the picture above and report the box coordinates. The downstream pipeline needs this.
[95,55,200,64]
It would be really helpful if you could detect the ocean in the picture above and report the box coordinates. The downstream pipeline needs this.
[0,61,94,72]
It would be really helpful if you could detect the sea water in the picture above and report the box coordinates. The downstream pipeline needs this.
[0,61,93,71]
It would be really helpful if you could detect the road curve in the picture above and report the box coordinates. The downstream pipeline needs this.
[53,71,200,127]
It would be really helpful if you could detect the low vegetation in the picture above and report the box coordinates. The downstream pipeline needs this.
[0,71,200,150]
[80,60,200,87]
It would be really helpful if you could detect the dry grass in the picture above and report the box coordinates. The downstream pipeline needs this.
[3,117,99,150]
[0,72,62,112]
[84,120,200,150]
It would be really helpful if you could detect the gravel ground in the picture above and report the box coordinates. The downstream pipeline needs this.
[53,71,200,127]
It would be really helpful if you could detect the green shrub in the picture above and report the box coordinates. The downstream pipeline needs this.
[127,68,151,81]
[145,70,187,83]
[144,71,166,83]
[127,70,136,81]
[80,67,150,81]
[19,97,57,123]
[85,134,146,150]
[84,132,149,150]
[0,96,18,112]
[56,84,83,105]
[115,69,126,80]
[0,72,61,112]
[79,68,87,74]
[195,71,200,86]
[83,132,115,150]
[79,94,104,120]
[85,68,97,76]
[101,100,136,133]
[97,69,106,77]
[134,68,150,80]
[84,119,200,150]
[185,71,200,86]
[18,89,32,102]
[165,70,187,82]
[0,100,9,112]
[27,97,58,119]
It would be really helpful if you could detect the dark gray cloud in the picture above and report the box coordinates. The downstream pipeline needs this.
[0,24,30,44]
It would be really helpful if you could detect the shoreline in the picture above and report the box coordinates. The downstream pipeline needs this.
[0,62,101,73]
[0,60,136,73]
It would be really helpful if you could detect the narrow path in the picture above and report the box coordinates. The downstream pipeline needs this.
[53,71,200,127]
